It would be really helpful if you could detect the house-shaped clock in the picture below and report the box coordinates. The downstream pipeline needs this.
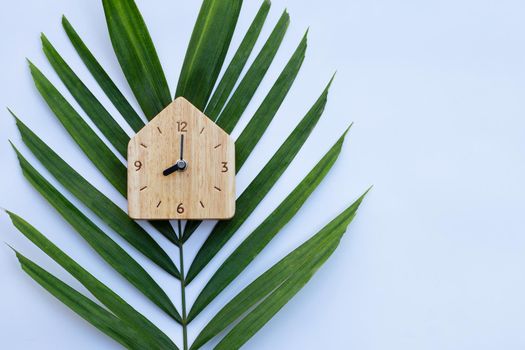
[127,97,235,220]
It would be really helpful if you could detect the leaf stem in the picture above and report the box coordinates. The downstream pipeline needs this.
[177,220,189,350]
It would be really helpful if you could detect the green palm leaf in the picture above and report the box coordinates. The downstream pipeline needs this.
[191,192,367,349]
[101,0,181,241]
[102,0,171,118]
[215,10,290,133]
[4,1,367,349]
[176,0,243,110]
[13,251,160,350]
[204,0,271,118]
[186,77,334,283]
[182,31,307,241]
[214,248,335,350]
[234,30,307,170]
[188,127,350,320]
[11,113,179,277]
[62,16,145,133]
[41,34,130,157]
[7,212,178,350]
[11,146,181,322]
[28,61,127,196]
[28,62,178,243]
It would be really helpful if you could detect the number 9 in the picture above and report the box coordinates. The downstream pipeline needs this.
[134,161,142,171]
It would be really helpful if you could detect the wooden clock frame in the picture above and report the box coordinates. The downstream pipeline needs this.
[127,97,235,220]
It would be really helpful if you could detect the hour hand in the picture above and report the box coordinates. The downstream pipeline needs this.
[163,160,187,176]
[163,163,179,176]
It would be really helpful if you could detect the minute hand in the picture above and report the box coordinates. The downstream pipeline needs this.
[180,134,184,160]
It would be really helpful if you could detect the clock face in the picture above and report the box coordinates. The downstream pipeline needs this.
[127,97,235,220]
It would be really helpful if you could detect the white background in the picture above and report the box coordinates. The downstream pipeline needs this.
[1,0,525,349]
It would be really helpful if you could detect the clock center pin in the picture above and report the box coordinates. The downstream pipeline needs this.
[177,159,187,171]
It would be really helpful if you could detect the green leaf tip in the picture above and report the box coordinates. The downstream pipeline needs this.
[8,140,19,154]
[328,71,337,87]
[7,109,24,131]
[6,107,16,117]
[363,185,374,197]
[40,33,53,49]
[342,122,354,138]
[275,8,290,26]
[305,26,310,36]
[297,29,308,47]
[6,108,22,128]
[27,59,41,76]
[4,242,17,255]
[4,211,28,227]
[352,187,372,211]
[315,73,336,103]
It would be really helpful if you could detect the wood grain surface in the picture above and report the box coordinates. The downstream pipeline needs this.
[128,97,235,220]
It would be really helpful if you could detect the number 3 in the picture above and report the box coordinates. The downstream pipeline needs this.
[221,162,228,173]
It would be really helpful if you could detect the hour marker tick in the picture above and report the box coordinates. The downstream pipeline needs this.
[200,127,205,134]
[200,201,205,208]
[157,127,162,134]
[214,186,222,192]
[156,201,162,208]
[214,144,222,149]
[140,143,148,148]
[140,186,148,191]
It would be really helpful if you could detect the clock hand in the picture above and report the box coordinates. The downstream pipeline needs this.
[163,134,187,176]
[164,159,187,176]
[177,133,188,170]
[180,134,184,160]
[163,163,180,176]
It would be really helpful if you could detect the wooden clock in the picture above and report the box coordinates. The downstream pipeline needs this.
[127,97,235,220]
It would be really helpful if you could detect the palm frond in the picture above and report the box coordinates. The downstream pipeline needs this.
[7,212,178,350]
[13,250,163,350]
[234,30,307,170]
[215,9,290,133]
[4,1,368,349]
[11,146,181,322]
[102,0,171,118]
[176,0,243,109]
[28,61,178,243]
[11,113,179,277]
[191,192,367,349]
[41,34,130,157]
[182,30,308,242]
[186,77,334,283]
[28,61,127,196]
[188,127,350,320]
[204,0,271,118]
[62,16,145,132]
